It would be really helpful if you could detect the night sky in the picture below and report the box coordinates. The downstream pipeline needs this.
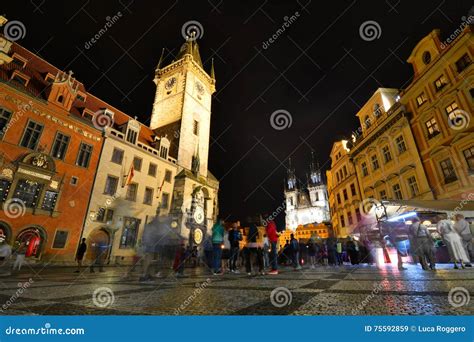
[3,0,472,228]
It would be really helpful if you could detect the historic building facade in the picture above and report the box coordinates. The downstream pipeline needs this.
[402,28,474,200]
[0,16,220,262]
[0,23,103,261]
[326,140,363,237]
[327,25,473,237]
[284,156,330,230]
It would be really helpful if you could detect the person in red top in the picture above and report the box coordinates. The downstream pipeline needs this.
[265,217,279,274]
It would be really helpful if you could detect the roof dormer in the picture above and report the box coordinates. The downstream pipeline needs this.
[47,70,79,111]
[407,30,443,78]
[125,118,140,144]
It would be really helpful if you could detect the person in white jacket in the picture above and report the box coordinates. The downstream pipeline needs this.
[0,234,12,276]
[453,214,473,266]
[437,219,469,269]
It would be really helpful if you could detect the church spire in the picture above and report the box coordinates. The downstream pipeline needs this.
[309,152,322,185]
[286,158,297,190]
[176,32,203,68]
[156,48,165,70]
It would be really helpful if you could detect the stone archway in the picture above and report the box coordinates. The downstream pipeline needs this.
[15,226,47,258]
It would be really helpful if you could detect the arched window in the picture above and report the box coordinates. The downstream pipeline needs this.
[57,95,64,103]
[364,115,371,128]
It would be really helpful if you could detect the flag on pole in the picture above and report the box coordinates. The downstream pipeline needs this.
[125,164,135,186]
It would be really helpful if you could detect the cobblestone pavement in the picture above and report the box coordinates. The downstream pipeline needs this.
[0,263,473,315]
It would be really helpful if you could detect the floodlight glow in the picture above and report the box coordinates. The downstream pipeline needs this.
[387,211,417,222]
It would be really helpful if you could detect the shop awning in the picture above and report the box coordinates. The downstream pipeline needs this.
[383,199,474,212]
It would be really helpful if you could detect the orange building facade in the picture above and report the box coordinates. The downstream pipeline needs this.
[0,37,103,262]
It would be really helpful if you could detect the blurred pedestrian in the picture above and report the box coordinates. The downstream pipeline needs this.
[346,237,360,265]
[228,223,241,273]
[0,234,12,276]
[13,241,27,271]
[409,217,436,271]
[173,242,186,276]
[74,238,87,273]
[290,234,301,270]
[307,234,317,269]
[212,218,224,275]
[203,234,213,270]
[263,234,270,269]
[245,223,263,275]
[454,214,473,266]
[336,239,343,265]
[437,219,469,269]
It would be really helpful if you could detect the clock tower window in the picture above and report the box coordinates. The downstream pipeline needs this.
[193,120,199,135]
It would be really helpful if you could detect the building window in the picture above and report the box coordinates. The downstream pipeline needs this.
[361,162,369,177]
[348,213,354,225]
[355,208,361,222]
[12,74,28,86]
[337,193,341,205]
[373,103,382,118]
[161,192,170,209]
[51,132,70,160]
[111,148,124,164]
[455,53,471,73]
[350,183,356,196]
[148,163,157,177]
[382,146,392,163]
[70,176,78,186]
[20,120,44,150]
[41,191,58,211]
[193,120,199,135]
[160,146,168,159]
[416,92,428,107]
[96,208,114,223]
[407,176,419,197]
[126,129,138,144]
[119,217,140,249]
[392,184,402,200]
[433,75,448,91]
[0,179,12,202]
[395,135,407,154]
[425,117,440,139]
[342,189,348,201]
[463,146,474,171]
[336,172,340,183]
[445,102,459,123]
[76,143,93,168]
[340,215,345,227]
[164,169,172,182]
[133,157,142,172]
[52,230,68,249]
[371,155,380,170]
[379,190,387,200]
[364,116,371,129]
[125,183,138,201]
[470,88,474,99]
[0,108,13,138]
[343,165,347,177]
[104,176,119,195]
[144,187,154,205]
[13,179,43,208]
[439,158,458,184]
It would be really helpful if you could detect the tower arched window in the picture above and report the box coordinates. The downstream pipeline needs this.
[364,115,371,129]
[57,95,64,104]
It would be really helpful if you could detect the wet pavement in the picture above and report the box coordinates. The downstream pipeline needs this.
[0,263,473,315]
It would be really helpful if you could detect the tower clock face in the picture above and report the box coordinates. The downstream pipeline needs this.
[193,206,205,224]
[165,77,177,90]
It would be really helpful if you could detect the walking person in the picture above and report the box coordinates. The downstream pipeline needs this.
[336,239,343,266]
[212,218,224,275]
[0,234,12,276]
[203,235,213,270]
[75,238,87,273]
[290,234,302,270]
[437,218,470,269]
[228,223,241,273]
[307,234,317,269]
[173,242,186,276]
[245,223,264,275]
[346,237,360,265]
[409,217,436,271]
[263,234,270,270]
[453,214,473,267]
[12,241,27,271]
[265,216,279,275]
[321,242,329,266]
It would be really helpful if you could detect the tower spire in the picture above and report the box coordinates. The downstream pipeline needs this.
[156,48,165,70]
[210,58,216,81]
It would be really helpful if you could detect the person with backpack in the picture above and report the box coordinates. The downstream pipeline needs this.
[290,234,301,270]
[409,217,436,271]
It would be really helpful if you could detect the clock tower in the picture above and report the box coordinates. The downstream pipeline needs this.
[151,34,219,245]
[151,34,216,177]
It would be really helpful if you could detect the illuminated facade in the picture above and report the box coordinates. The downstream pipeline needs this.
[284,155,330,231]
[326,140,362,237]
